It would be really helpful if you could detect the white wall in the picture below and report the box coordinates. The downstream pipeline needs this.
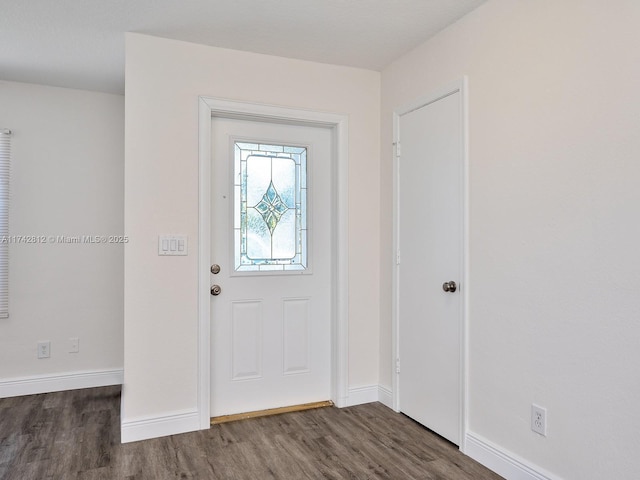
[0,80,124,392]
[123,34,380,429]
[380,1,640,479]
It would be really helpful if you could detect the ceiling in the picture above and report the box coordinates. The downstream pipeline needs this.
[0,0,486,95]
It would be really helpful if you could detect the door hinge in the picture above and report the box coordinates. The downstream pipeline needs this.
[394,141,401,157]
[396,358,401,374]
[396,250,401,265]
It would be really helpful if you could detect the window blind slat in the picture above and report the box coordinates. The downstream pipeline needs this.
[0,129,11,318]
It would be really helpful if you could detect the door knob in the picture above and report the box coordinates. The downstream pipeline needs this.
[211,285,222,296]
[210,264,221,274]
[442,281,457,293]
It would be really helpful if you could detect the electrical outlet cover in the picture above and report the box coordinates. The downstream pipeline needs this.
[531,404,547,436]
[37,341,51,359]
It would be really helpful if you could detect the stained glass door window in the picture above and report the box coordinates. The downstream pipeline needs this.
[234,141,307,272]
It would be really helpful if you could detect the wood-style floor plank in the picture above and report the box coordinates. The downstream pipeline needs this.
[0,386,504,479]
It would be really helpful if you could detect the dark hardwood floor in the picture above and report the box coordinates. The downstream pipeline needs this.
[0,386,504,479]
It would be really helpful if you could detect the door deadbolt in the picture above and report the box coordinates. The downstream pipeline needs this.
[442,281,457,293]
[210,264,221,274]
[210,285,222,296]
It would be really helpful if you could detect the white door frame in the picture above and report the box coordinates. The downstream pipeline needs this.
[197,97,350,429]
[391,78,469,451]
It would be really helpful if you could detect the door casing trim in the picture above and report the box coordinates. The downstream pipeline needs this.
[391,77,469,452]
[197,97,349,429]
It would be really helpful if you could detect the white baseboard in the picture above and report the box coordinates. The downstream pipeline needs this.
[343,384,391,408]
[377,385,393,408]
[346,385,379,406]
[0,369,123,398]
[121,410,201,443]
[124,384,383,443]
[465,432,562,480]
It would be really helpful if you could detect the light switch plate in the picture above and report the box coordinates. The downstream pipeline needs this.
[158,235,188,256]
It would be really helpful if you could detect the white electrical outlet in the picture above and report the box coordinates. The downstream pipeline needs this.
[69,337,79,353]
[37,341,51,359]
[531,404,547,436]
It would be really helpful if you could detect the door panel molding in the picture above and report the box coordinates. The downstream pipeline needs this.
[282,297,312,375]
[198,97,349,429]
[391,77,469,451]
[230,300,263,381]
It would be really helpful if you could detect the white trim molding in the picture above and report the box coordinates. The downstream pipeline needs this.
[377,385,393,409]
[121,410,200,444]
[198,97,350,427]
[0,369,123,398]
[346,385,379,407]
[343,384,395,408]
[465,433,562,480]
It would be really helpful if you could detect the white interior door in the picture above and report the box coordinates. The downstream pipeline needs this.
[397,90,463,445]
[210,116,332,417]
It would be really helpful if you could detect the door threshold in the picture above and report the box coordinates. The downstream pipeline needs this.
[210,400,334,425]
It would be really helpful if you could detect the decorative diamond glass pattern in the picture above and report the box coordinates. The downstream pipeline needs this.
[234,142,307,272]
[255,181,289,234]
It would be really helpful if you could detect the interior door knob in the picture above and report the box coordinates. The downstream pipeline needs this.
[442,281,457,293]
[211,285,222,296]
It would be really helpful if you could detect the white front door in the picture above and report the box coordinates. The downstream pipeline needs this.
[210,116,332,417]
[396,90,464,445]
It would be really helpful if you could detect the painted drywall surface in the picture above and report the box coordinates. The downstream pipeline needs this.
[380,1,640,478]
[124,34,380,420]
[0,80,124,380]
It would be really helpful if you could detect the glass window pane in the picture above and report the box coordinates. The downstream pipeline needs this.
[258,144,284,153]
[246,209,270,259]
[246,156,271,205]
[271,210,296,259]
[234,141,308,272]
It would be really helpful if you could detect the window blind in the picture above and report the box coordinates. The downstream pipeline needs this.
[0,129,11,318]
